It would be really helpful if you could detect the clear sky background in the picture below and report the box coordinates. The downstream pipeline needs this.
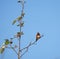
[0,0,60,59]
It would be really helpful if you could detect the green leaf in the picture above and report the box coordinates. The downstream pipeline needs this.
[0,47,5,54]
[5,39,10,45]
[12,16,23,25]
[17,16,22,21]
[12,20,16,25]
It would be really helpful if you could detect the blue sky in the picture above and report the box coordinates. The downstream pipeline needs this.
[0,0,60,59]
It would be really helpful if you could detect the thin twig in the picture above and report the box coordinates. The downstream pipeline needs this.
[20,49,28,57]
[21,0,24,13]
[20,41,36,52]
[10,44,18,55]
[19,41,36,57]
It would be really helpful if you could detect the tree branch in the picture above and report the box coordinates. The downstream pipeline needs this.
[10,44,18,55]
[20,41,36,57]
[20,49,27,57]
[20,35,44,57]
[20,40,36,52]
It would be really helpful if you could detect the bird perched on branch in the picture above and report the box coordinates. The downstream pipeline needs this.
[36,32,41,41]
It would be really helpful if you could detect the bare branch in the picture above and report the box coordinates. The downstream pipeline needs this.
[10,44,18,55]
[20,41,36,52]
[19,41,36,57]
[20,49,28,57]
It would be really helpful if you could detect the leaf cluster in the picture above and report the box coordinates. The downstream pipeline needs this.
[12,12,25,25]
